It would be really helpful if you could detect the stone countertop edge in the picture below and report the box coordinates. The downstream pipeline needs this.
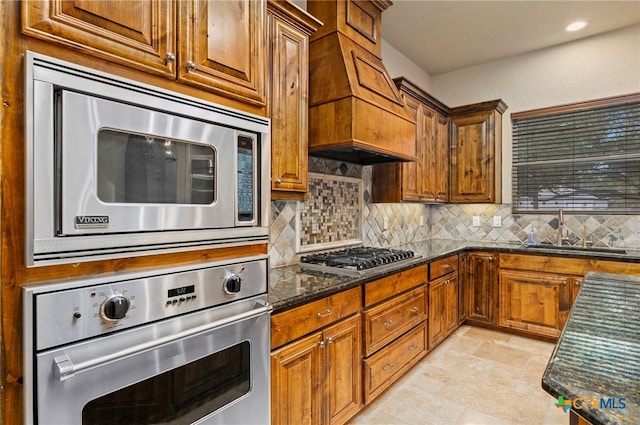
[268,239,640,312]
[541,271,640,425]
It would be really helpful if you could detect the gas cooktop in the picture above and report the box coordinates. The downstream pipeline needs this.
[299,247,420,277]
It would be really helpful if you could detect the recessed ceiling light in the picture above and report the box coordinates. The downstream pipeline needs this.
[565,21,588,32]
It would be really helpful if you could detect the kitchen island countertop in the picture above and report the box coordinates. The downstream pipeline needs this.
[542,272,640,425]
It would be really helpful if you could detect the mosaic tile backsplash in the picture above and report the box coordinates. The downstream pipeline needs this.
[299,173,362,248]
[269,158,640,268]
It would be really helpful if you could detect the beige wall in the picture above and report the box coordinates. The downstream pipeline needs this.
[429,24,640,203]
[381,39,432,92]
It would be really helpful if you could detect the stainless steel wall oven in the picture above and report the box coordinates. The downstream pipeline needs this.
[23,256,271,424]
[25,52,270,266]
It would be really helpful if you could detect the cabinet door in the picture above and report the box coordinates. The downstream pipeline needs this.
[434,114,449,202]
[400,95,422,201]
[22,0,175,77]
[419,106,438,201]
[324,315,362,425]
[271,332,324,425]
[499,270,572,338]
[465,252,496,324]
[268,6,312,199]
[450,111,496,203]
[444,272,459,336]
[178,0,266,107]
[428,277,446,348]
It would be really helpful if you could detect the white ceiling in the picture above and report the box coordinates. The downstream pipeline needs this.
[382,0,640,76]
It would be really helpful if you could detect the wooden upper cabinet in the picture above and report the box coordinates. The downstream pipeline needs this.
[178,0,266,107]
[371,78,450,203]
[267,1,322,200]
[22,0,176,77]
[449,100,507,203]
[23,0,267,110]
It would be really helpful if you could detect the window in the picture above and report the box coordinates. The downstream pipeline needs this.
[512,94,640,213]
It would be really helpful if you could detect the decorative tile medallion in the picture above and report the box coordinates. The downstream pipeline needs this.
[297,172,363,252]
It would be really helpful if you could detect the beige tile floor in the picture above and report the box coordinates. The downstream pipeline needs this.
[349,325,569,425]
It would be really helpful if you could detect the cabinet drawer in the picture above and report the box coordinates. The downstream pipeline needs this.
[363,286,426,356]
[364,265,427,307]
[271,286,362,349]
[363,322,427,404]
[429,255,458,280]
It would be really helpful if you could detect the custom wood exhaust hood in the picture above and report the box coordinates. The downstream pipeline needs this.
[306,0,416,164]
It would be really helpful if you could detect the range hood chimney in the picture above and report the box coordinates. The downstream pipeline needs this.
[306,0,416,164]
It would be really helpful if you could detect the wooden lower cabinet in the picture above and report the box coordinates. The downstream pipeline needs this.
[498,270,572,338]
[464,251,497,325]
[271,313,362,425]
[363,286,427,356]
[428,272,458,348]
[363,322,428,404]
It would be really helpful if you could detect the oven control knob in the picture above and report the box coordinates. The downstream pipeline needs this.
[100,295,130,321]
[223,274,242,294]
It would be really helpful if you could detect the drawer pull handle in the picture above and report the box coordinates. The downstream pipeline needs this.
[410,307,420,314]
[409,344,419,352]
[317,309,332,319]
[443,264,450,269]
[383,363,395,371]
[383,320,395,328]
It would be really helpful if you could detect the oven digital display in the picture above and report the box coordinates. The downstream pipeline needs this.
[168,285,195,298]
[237,135,254,222]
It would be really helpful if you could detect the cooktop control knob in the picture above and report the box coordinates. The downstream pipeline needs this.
[100,295,130,321]
[224,274,242,294]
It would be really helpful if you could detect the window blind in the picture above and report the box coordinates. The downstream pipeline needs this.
[512,95,640,213]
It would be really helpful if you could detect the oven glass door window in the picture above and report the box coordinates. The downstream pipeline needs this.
[97,130,216,205]
[82,341,250,424]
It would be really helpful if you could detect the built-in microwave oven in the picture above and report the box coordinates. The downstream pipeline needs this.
[25,52,270,266]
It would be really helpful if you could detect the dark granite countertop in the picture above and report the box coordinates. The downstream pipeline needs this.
[269,239,640,312]
[542,272,640,425]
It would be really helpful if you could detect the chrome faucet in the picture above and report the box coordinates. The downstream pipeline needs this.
[557,209,569,246]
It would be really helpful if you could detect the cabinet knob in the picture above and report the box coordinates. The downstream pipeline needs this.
[327,337,334,344]
[164,52,176,64]
[275,179,282,184]
[488,194,492,200]
[409,307,419,315]
[318,340,325,348]
[488,256,494,262]
[575,280,582,286]
[186,60,196,72]
[562,280,568,286]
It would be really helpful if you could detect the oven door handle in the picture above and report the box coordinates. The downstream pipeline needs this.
[52,301,272,381]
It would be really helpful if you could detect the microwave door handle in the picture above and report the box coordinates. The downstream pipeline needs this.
[52,301,272,381]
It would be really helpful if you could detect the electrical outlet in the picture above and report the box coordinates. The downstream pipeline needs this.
[419,215,424,226]
[493,215,502,227]
[383,216,389,230]
[472,216,480,227]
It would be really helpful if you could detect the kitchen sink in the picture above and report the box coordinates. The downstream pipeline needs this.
[526,244,627,255]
